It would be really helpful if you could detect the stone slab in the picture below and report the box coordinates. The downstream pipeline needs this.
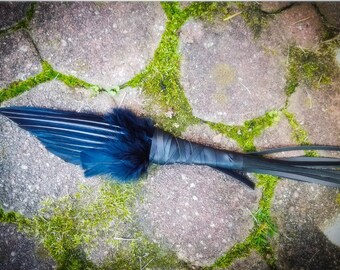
[0,223,55,270]
[323,214,340,248]
[29,2,166,88]
[260,2,291,13]
[0,30,42,89]
[180,18,286,125]
[113,87,147,115]
[287,85,340,147]
[272,179,340,270]
[0,2,31,30]
[138,165,260,266]
[254,116,304,158]
[316,2,340,28]
[182,123,240,152]
[229,251,270,270]
[0,80,120,216]
[261,3,323,50]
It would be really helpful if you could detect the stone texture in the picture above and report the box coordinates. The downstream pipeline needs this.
[0,30,42,89]
[0,2,31,30]
[260,2,292,13]
[272,180,340,270]
[0,223,55,270]
[113,87,147,115]
[138,165,260,266]
[229,251,270,270]
[337,49,340,66]
[254,116,304,158]
[182,123,240,152]
[180,18,286,125]
[0,80,120,216]
[261,3,323,50]
[287,85,340,147]
[30,2,166,88]
[323,214,340,248]
[317,2,340,28]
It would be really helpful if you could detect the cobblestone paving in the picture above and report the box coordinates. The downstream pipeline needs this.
[0,2,339,269]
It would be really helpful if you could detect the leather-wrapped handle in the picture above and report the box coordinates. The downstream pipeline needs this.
[149,128,244,170]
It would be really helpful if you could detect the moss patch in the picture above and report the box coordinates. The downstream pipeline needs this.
[208,110,280,152]
[337,194,340,206]
[0,182,139,269]
[104,232,188,270]
[0,181,187,269]
[26,182,138,269]
[183,2,231,22]
[122,2,241,135]
[0,3,36,35]
[283,109,318,156]
[210,175,278,269]
[236,2,271,37]
[0,61,102,104]
[285,43,339,96]
[0,207,30,228]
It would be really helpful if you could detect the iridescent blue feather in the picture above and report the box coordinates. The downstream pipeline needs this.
[0,106,154,182]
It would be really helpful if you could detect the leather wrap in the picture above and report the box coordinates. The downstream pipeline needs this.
[149,128,243,170]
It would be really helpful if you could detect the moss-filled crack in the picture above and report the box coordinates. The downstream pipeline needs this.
[209,175,278,269]
[284,39,339,97]
[283,109,318,157]
[207,110,280,152]
[0,2,36,35]
[0,182,189,270]
[122,2,237,135]
[0,61,104,104]
[236,2,272,38]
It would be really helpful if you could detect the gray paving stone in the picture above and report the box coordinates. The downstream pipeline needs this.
[260,2,292,13]
[179,18,286,125]
[0,223,55,270]
[229,251,270,270]
[316,2,340,28]
[0,2,31,30]
[0,30,42,89]
[261,3,323,50]
[287,85,340,147]
[323,214,340,248]
[138,165,260,266]
[0,80,120,216]
[254,116,304,158]
[29,2,166,88]
[182,123,240,152]
[272,180,340,270]
[113,87,147,115]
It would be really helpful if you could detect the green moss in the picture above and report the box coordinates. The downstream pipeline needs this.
[283,110,309,145]
[0,207,30,228]
[211,175,278,269]
[283,109,318,157]
[0,182,140,269]
[337,194,340,206]
[104,232,188,270]
[0,61,103,104]
[208,110,280,152]
[0,61,52,103]
[0,3,36,35]
[285,44,339,96]
[27,182,138,268]
[183,2,231,21]
[236,2,270,37]
[123,2,200,135]
[0,180,188,269]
